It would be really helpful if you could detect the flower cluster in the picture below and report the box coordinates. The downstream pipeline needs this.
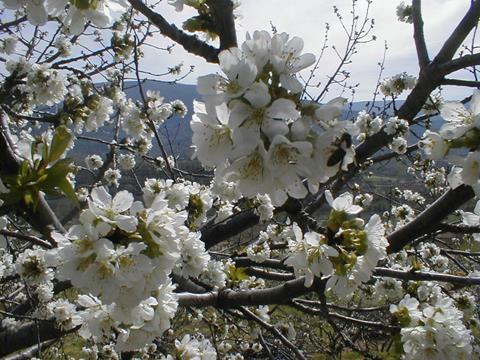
[45,185,211,350]
[162,334,217,360]
[2,0,128,34]
[192,31,356,206]
[460,199,480,242]
[390,284,473,360]
[420,90,480,195]
[286,191,388,295]
[385,116,410,154]
[396,2,413,23]
[380,73,416,97]
[353,110,383,141]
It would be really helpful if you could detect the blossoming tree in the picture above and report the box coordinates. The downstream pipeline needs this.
[1,0,480,359]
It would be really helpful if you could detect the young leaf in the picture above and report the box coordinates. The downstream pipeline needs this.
[49,125,72,163]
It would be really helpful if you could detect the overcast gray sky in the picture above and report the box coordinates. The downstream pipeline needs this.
[140,0,475,101]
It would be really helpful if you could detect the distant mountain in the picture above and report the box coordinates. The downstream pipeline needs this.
[72,81,444,162]
[73,80,199,161]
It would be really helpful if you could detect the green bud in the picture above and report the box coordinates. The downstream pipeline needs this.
[327,209,347,232]
[69,0,100,10]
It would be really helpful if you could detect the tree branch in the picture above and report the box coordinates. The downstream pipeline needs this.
[201,210,259,249]
[412,0,430,68]
[433,0,480,64]
[373,267,480,286]
[439,53,480,75]
[441,78,480,87]
[177,277,323,308]
[0,319,65,357]
[206,0,238,50]
[127,0,220,63]
[237,306,307,360]
[387,185,475,253]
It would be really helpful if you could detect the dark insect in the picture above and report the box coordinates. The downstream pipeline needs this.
[327,133,352,167]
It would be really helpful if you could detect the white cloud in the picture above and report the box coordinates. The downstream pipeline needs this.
[140,0,477,100]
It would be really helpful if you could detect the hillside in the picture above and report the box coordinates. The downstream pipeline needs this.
[72,81,444,163]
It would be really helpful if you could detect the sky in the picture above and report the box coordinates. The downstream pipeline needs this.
[139,0,476,101]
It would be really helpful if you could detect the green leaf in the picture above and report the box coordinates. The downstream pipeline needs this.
[228,266,249,282]
[49,125,72,163]
[57,177,79,208]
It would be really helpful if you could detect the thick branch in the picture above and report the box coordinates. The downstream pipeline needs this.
[387,185,475,253]
[412,0,429,68]
[201,210,259,249]
[373,267,480,286]
[433,0,480,63]
[0,320,64,357]
[177,277,322,308]
[128,0,220,63]
[439,53,480,75]
[207,0,238,50]
[441,78,480,87]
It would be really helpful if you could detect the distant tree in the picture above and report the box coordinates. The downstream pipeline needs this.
[0,1,480,359]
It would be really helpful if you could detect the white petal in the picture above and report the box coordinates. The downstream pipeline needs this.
[279,74,304,93]
[116,215,138,233]
[267,98,300,120]
[440,102,469,122]
[470,89,480,115]
[91,187,112,206]
[112,191,134,213]
[244,81,271,108]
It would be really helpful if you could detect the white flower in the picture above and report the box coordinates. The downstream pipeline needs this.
[170,99,187,117]
[394,294,473,360]
[460,200,480,242]
[197,47,257,104]
[460,151,480,186]
[325,190,363,215]
[224,144,272,198]
[16,248,53,284]
[396,2,413,23]
[48,0,128,35]
[191,101,233,167]
[26,63,67,106]
[104,168,122,187]
[285,226,338,287]
[384,116,409,136]
[389,136,408,154]
[87,187,137,233]
[242,30,271,70]
[265,135,312,205]
[246,241,271,263]
[354,111,382,140]
[254,194,274,222]
[85,154,104,170]
[47,299,81,330]
[201,260,227,288]
[118,153,136,171]
[419,131,448,160]
[0,37,17,55]
[84,96,114,132]
[175,231,210,278]
[314,97,347,126]
[439,90,480,140]
[53,35,71,57]
[229,81,300,152]
[380,73,416,97]
[121,100,147,138]
[3,0,48,26]
[270,33,316,93]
